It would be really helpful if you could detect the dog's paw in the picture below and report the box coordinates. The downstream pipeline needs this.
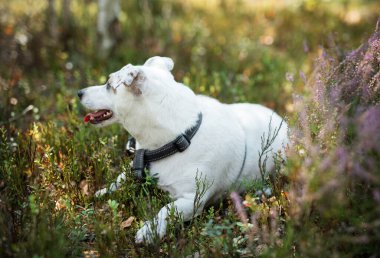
[135,221,166,244]
[135,222,154,244]
[94,188,107,197]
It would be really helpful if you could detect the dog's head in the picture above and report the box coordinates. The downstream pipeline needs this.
[78,56,175,127]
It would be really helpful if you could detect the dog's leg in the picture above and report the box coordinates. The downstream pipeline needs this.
[135,193,206,244]
[94,172,126,197]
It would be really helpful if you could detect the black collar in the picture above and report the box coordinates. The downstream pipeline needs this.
[129,113,203,181]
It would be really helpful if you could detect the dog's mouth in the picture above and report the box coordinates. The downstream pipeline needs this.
[84,109,113,124]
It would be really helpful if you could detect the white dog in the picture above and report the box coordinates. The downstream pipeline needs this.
[78,56,288,244]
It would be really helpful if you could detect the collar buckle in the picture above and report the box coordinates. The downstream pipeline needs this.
[133,149,146,182]
[174,134,191,152]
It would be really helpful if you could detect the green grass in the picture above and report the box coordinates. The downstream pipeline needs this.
[1,0,379,257]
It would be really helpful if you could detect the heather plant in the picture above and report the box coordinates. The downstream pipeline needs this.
[269,19,380,257]
[226,18,380,258]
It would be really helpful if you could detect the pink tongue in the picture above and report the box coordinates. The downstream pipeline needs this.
[83,110,107,123]
[84,114,91,123]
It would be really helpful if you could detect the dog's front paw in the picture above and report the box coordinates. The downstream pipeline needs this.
[135,221,166,244]
[135,222,154,244]
[94,188,107,197]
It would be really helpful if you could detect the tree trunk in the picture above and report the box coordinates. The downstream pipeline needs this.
[47,0,58,43]
[97,0,121,58]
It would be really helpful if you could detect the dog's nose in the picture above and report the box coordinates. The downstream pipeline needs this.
[77,90,84,100]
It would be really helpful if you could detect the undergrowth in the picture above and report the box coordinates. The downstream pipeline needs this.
[1,1,379,257]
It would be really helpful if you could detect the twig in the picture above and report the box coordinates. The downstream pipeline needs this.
[0,105,34,126]
[258,115,284,183]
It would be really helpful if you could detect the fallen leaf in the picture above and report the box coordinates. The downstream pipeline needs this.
[120,216,135,229]
[80,180,89,196]
[5,25,13,35]
[82,250,99,258]
[55,198,66,211]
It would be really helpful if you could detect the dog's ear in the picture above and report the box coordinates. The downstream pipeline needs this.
[120,65,144,96]
[144,56,174,71]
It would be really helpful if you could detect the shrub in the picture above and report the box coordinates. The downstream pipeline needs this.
[229,18,380,258]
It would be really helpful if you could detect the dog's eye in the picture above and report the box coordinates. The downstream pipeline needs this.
[106,82,111,90]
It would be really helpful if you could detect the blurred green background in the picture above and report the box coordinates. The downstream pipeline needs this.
[1,0,379,127]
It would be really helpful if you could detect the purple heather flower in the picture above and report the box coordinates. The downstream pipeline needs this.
[230,192,248,223]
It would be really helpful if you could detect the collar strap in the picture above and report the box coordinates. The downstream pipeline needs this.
[131,113,203,181]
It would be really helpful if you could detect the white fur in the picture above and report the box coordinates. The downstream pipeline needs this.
[79,56,288,244]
